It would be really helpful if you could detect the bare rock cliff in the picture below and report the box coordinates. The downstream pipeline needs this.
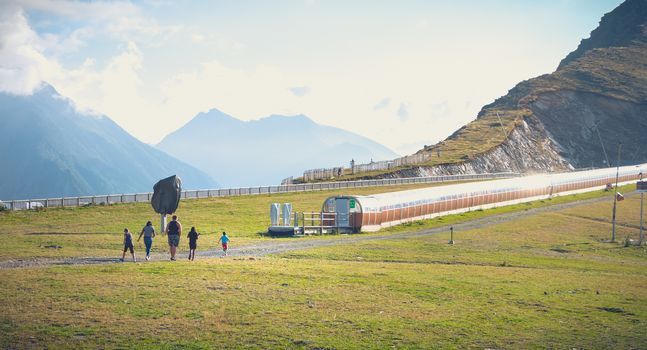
[384,116,572,178]
[529,90,647,167]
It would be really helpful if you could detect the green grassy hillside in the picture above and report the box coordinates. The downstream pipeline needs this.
[0,182,449,259]
[0,178,636,260]
[0,190,645,348]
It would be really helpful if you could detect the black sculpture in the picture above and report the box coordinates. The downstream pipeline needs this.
[151,175,182,215]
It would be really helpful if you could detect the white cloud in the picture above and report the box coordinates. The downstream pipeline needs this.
[50,41,154,134]
[184,30,246,51]
[289,86,310,97]
[397,103,409,122]
[17,0,140,20]
[415,19,429,30]
[0,0,588,154]
[52,27,94,54]
[373,97,390,110]
[158,60,297,123]
[0,4,61,94]
[0,0,180,94]
[18,0,179,46]
[429,100,450,118]
[0,2,501,153]
[191,33,205,43]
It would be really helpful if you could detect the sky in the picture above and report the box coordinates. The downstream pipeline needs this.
[0,0,624,155]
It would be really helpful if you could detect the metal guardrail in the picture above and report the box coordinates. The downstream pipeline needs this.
[0,172,520,211]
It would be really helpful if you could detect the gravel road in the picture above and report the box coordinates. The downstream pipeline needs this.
[0,194,623,269]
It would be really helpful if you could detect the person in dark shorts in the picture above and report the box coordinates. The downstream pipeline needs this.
[218,231,230,257]
[137,221,156,260]
[187,226,200,261]
[120,228,136,262]
[166,215,182,261]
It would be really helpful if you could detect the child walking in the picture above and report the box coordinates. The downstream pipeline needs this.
[121,228,136,262]
[187,226,200,261]
[218,231,230,257]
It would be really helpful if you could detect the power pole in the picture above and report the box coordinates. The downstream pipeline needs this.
[611,143,622,242]
[640,172,644,245]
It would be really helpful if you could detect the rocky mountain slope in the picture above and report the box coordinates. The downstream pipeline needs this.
[157,109,397,187]
[0,85,217,200]
[352,0,647,179]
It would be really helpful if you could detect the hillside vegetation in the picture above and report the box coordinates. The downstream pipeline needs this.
[0,192,645,348]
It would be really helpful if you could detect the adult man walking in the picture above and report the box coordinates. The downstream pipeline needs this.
[166,215,182,261]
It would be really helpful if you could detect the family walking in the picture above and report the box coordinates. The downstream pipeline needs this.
[119,215,231,262]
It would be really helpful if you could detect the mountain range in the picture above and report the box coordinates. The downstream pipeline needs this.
[0,85,217,200]
[5,0,643,196]
[157,109,397,187]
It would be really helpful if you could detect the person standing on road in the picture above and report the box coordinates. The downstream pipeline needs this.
[218,231,230,257]
[187,226,200,261]
[137,221,156,261]
[121,228,136,262]
[166,215,182,261]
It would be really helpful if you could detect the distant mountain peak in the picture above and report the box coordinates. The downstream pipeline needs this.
[261,113,315,126]
[33,82,58,96]
[30,82,108,121]
[173,108,243,135]
[195,108,239,122]
[558,0,647,69]
[0,87,217,199]
[158,109,396,186]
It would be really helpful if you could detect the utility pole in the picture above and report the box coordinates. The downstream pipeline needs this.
[611,143,622,243]
[639,172,644,245]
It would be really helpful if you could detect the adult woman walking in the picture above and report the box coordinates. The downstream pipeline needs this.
[137,221,156,261]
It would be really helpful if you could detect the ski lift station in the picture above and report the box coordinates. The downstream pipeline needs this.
[268,164,647,236]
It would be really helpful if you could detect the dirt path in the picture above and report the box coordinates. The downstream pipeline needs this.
[0,194,626,269]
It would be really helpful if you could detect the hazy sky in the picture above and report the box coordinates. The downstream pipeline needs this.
[1,0,623,155]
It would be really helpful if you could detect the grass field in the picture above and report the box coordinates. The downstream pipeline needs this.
[0,180,638,260]
[0,188,645,349]
[0,182,447,260]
